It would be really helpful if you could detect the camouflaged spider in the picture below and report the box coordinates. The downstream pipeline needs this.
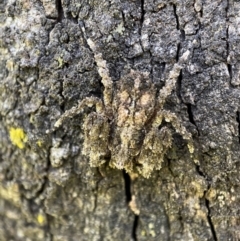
[54,29,194,178]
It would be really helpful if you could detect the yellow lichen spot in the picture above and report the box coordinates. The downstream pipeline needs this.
[37,214,46,225]
[148,223,154,229]
[9,127,28,149]
[57,57,63,68]
[149,230,156,237]
[148,223,156,237]
[188,143,194,154]
[6,60,15,71]
[37,140,43,147]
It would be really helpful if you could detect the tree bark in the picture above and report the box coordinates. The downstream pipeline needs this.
[0,0,240,240]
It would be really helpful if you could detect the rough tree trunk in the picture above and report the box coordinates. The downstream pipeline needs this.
[0,0,240,240]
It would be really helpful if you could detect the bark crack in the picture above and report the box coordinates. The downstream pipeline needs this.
[139,0,145,51]
[187,103,200,135]
[205,197,218,241]
[132,215,139,241]
[123,170,131,203]
[140,0,145,27]
[172,3,179,30]
[175,42,184,99]
[227,63,232,81]
[236,111,240,143]
[176,42,181,62]
[123,171,139,241]
[176,69,200,136]
[56,0,64,22]
[195,165,218,241]
[59,78,65,112]
[226,0,232,81]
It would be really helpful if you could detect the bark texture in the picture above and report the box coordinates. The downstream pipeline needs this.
[0,0,240,240]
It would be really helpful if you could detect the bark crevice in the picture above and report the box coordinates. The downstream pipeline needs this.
[123,171,139,241]
[195,165,218,241]
[59,78,65,112]
[172,3,179,30]
[226,0,232,82]
[187,103,200,135]
[132,215,139,241]
[236,111,240,143]
[123,170,132,203]
[56,0,64,22]
[176,67,198,136]
[205,197,218,241]
[176,43,181,62]
[140,0,145,27]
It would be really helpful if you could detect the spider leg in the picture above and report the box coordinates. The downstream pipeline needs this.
[157,50,191,109]
[94,52,113,116]
[162,110,191,140]
[54,97,103,128]
[152,109,194,153]
[81,24,113,115]
[161,110,194,153]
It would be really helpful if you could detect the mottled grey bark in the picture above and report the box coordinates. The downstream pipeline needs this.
[1,0,240,240]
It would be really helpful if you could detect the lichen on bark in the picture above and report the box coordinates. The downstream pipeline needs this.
[1,0,240,240]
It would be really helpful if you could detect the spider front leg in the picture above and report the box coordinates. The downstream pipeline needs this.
[157,50,191,109]
[80,24,113,116]
[54,97,104,128]
[54,96,110,167]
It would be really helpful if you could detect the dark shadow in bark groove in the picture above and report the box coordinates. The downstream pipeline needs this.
[186,104,195,125]
[205,198,218,241]
[132,215,139,241]
[176,43,181,61]
[176,69,200,137]
[172,3,179,30]
[140,0,145,27]
[123,170,132,203]
[180,29,185,42]
[187,103,200,136]
[196,164,205,178]
[176,69,182,101]
[236,111,240,143]
[195,165,218,241]
[122,171,139,241]
[228,64,232,81]
[56,0,64,22]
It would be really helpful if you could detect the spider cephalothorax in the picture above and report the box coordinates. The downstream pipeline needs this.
[54,27,194,178]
